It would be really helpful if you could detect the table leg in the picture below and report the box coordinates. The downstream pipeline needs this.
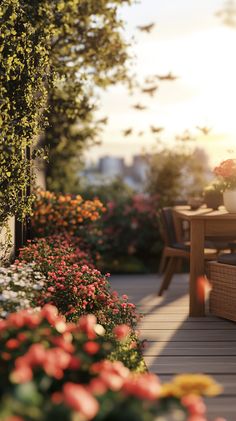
[190,219,205,316]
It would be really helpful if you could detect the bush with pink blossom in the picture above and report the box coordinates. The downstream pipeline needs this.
[0,306,223,421]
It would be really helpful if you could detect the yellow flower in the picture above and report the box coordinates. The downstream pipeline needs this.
[161,374,222,398]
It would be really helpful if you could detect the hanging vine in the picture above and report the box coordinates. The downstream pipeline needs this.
[0,0,56,229]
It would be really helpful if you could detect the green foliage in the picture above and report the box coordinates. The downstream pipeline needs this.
[81,177,135,203]
[109,333,147,373]
[0,0,55,226]
[80,181,162,273]
[44,0,134,193]
[0,0,133,233]
[146,147,209,207]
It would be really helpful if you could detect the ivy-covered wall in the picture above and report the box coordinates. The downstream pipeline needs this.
[0,0,133,259]
[0,0,55,232]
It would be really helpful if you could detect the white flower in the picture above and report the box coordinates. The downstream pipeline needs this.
[0,263,45,316]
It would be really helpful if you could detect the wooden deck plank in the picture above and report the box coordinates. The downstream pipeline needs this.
[110,274,236,421]
[140,321,236,329]
[140,329,236,341]
[142,315,222,321]
[146,356,236,374]
[143,342,236,357]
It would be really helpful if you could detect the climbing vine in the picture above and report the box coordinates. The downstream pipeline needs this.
[0,0,134,260]
[0,0,56,229]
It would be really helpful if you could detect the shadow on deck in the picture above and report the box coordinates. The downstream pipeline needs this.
[110,273,236,421]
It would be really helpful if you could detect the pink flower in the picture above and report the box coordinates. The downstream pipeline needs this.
[123,373,161,400]
[78,314,97,339]
[27,344,46,365]
[63,382,99,420]
[42,348,71,379]
[10,365,33,384]
[41,304,59,324]
[88,378,108,395]
[92,360,129,391]
[182,395,206,416]
[113,324,131,341]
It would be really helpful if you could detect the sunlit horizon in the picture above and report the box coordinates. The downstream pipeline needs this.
[85,0,236,168]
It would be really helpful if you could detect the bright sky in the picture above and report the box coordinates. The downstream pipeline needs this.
[85,0,236,168]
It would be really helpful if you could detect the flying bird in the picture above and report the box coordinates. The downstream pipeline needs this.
[141,85,158,97]
[137,23,156,33]
[150,126,164,134]
[97,117,108,124]
[196,126,212,135]
[156,72,179,81]
[122,128,133,137]
[132,103,147,111]
[175,130,195,142]
[145,76,156,84]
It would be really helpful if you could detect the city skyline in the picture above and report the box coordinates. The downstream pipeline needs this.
[85,0,236,167]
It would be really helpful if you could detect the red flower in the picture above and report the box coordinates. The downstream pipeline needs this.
[62,382,99,420]
[6,339,20,350]
[113,324,131,341]
[83,341,100,355]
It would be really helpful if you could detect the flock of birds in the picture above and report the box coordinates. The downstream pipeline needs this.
[96,22,212,141]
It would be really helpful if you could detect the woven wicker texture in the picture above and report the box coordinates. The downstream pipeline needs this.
[207,261,236,322]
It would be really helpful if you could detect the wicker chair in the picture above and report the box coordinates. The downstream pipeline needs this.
[158,207,218,296]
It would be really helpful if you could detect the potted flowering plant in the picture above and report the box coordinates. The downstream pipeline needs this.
[214,159,236,213]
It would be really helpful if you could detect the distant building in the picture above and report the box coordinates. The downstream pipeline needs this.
[99,156,125,178]
[82,154,150,191]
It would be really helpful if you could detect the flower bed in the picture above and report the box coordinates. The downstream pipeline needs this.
[0,306,222,421]
[18,237,139,330]
[17,236,145,372]
[32,191,106,261]
[31,190,162,273]
[0,190,225,420]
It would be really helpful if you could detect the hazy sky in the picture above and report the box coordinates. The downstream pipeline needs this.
[85,0,236,167]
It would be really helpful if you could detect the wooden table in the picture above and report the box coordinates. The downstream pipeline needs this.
[173,206,236,316]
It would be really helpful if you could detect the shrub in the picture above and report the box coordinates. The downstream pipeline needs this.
[32,190,105,238]
[0,306,222,421]
[18,237,140,330]
[99,193,162,272]
[17,236,144,371]
[18,235,93,274]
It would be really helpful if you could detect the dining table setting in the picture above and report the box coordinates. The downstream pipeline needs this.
[173,204,236,316]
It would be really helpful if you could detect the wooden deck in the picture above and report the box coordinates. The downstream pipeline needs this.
[110,273,236,421]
